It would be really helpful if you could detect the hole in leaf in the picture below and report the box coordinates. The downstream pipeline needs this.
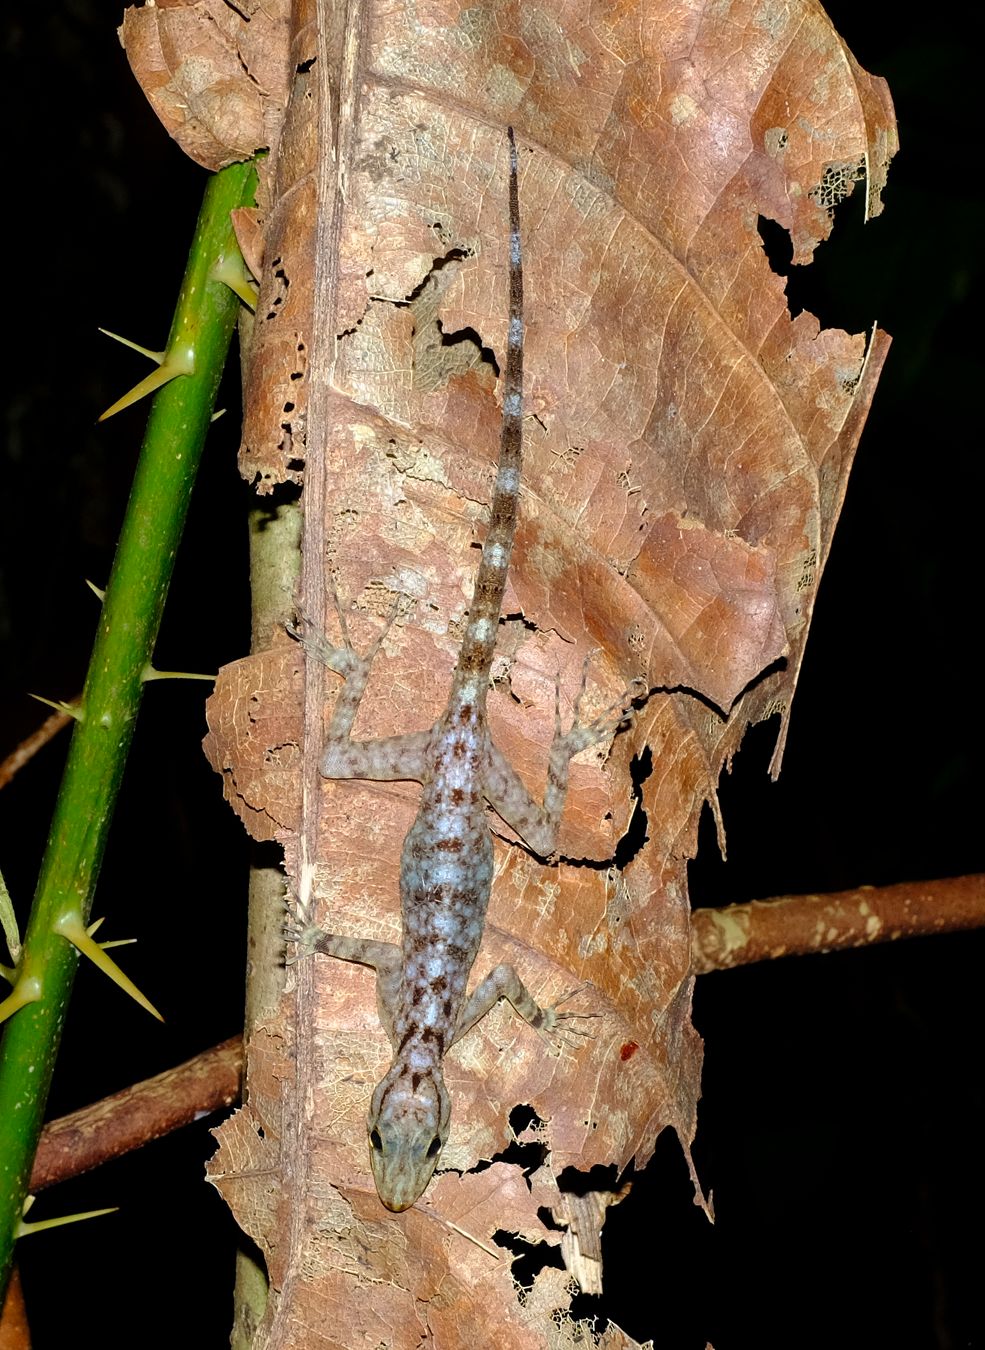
[465,1105,547,1182]
[399,247,472,305]
[566,1137,713,1342]
[555,1161,620,1198]
[437,321,500,376]
[613,747,652,869]
[492,1228,566,1290]
[758,216,795,282]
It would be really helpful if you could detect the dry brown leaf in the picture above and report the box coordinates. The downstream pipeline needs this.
[119,0,292,170]
[125,0,896,1340]
[203,645,302,842]
[554,1184,633,1294]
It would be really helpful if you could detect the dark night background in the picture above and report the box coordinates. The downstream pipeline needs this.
[1,3,981,1346]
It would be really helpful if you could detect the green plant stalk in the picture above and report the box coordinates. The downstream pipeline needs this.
[0,160,256,1293]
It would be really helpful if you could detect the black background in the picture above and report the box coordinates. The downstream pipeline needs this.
[1,3,981,1346]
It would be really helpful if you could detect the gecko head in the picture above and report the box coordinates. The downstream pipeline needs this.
[367,1064,451,1212]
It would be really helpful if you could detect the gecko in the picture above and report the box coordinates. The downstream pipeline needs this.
[291,128,641,1212]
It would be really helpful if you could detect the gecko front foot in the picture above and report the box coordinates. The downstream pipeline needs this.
[282,917,323,963]
[279,880,316,964]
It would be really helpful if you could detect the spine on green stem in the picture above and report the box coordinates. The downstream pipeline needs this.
[0,160,256,1293]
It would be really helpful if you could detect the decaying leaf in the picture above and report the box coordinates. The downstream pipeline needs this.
[555,1184,633,1294]
[119,0,292,170]
[125,0,895,1341]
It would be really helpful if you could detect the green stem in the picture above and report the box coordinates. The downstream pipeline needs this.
[0,160,256,1292]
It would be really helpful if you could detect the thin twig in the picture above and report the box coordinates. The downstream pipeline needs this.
[26,878,984,1186]
[30,1037,243,1190]
[691,874,985,973]
[0,707,75,791]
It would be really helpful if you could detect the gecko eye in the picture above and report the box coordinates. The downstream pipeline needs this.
[370,1128,383,1152]
[426,1135,442,1160]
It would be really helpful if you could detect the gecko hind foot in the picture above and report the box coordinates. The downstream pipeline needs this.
[280,876,326,962]
[538,983,603,1051]
[554,656,647,759]
[287,586,404,681]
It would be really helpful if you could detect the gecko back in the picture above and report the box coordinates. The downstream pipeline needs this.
[362,127,526,1209]
[295,128,640,1212]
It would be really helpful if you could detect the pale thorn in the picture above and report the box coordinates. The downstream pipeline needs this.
[97,328,165,364]
[88,917,138,950]
[141,665,216,684]
[28,693,83,721]
[17,1202,119,1239]
[98,343,195,421]
[54,911,163,1021]
[211,251,258,309]
[0,975,42,1027]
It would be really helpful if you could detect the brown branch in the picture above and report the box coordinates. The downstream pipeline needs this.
[691,874,985,973]
[30,1037,243,1191]
[0,706,75,790]
[27,880,981,1185]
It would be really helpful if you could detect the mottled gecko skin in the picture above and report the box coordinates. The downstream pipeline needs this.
[293,129,638,1212]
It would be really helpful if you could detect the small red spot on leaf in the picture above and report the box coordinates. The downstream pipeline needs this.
[619,1041,639,1061]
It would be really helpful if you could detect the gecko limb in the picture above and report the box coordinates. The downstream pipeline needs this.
[485,660,645,859]
[450,965,599,1051]
[289,600,432,782]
